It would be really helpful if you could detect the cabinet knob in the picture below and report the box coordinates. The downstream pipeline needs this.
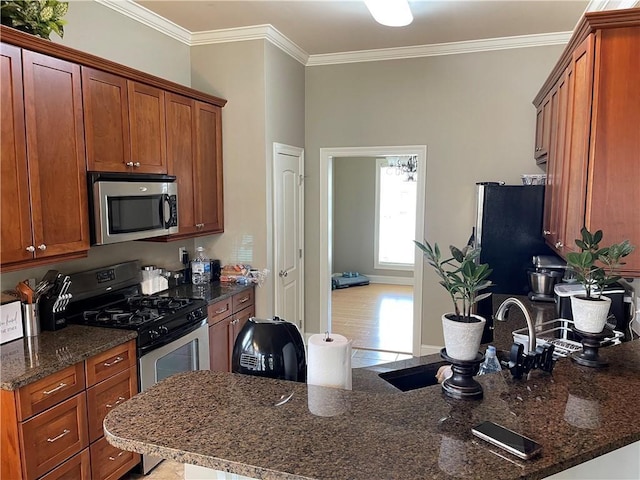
[134,162,141,167]
[126,162,134,167]
[26,245,35,253]
[543,230,551,235]
[37,244,46,251]
[555,241,564,248]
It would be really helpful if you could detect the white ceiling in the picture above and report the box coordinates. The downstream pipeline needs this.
[112,1,639,64]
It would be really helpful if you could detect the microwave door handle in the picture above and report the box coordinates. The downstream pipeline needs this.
[162,194,171,228]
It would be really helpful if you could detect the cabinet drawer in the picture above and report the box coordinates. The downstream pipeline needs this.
[232,289,254,313]
[86,341,135,387]
[39,448,90,480]
[90,436,140,480]
[208,297,232,325]
[17,363,85,421]
[20,393,88,480]
[86,366,137,443]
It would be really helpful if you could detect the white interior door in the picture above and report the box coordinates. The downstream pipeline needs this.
[273,143,304,331]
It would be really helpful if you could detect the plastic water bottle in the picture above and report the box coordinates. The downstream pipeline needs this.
[478,345,502,375]
[191,247,211,285]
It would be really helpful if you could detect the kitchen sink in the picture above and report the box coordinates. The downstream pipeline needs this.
[378,361,449,392]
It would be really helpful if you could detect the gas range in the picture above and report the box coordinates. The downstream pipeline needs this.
[65,261,207,355]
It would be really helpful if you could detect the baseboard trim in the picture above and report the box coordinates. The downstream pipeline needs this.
[367,275,414,286]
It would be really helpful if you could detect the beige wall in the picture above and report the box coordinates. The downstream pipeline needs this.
[1,0,193,291]
[305,45,564,345]
[333,156,413,278]
[190,40,305,318]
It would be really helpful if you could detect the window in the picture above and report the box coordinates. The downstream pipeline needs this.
[375,158,417,270]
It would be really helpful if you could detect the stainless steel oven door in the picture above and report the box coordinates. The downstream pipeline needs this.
[138,321,210,474]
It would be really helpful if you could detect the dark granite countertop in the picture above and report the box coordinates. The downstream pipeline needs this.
[162,281,254,305]
[0,325,137,390]
[104,340,640,480]
[104,294,640,480]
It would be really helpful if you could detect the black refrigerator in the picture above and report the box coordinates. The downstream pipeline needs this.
[473,182,556,343]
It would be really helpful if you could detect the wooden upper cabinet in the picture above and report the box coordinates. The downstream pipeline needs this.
[0,48,89,269]
[82,67,131,172]
[195,101,224,234]
[585,26,640,274]
[83,68,167,174]
[0,43,32,265]
[534,92,553,163]
[166,93,224,238]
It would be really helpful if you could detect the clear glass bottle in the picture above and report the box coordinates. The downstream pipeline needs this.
[191,247,211,285]
[478,345,502,375]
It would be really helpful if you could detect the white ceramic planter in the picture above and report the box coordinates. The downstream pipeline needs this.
[570,295,611,333]
[442,314,486,361]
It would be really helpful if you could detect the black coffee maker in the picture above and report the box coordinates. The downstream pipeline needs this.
[232,317,306,382]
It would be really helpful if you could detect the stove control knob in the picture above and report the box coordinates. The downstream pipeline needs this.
[159,326,169,334]
[149,329,159,339]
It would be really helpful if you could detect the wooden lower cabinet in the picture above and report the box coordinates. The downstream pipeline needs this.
[90,436,140,480]
[208,289,255,372]
[1,340,138,479]
[20,393,88,480]
[39,449,91,480]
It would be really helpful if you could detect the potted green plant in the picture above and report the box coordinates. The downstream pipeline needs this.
[565,227,634,333]
[414,240,493,361]
[1,1,69,40]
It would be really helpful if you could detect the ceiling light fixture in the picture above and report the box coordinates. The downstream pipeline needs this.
[364,0,413,27]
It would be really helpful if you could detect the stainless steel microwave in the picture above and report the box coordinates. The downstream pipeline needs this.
[89,172,178,245]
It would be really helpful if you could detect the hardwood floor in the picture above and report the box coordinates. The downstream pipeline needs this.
[331,283,413,354]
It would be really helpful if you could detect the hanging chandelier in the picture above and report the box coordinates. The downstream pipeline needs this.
[386,155,418,181]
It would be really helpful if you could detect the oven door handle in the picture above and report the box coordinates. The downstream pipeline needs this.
[137,317,207,357]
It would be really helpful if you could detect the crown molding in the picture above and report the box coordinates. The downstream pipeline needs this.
[96,1,576,67]
[306,32,573,66]
[191,24,309,65]
[586,0,639,12]
[95,0,191,44]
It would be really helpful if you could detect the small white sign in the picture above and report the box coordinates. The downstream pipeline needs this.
[1,300,24,344]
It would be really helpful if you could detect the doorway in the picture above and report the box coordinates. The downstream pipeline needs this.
[319,146,427,357]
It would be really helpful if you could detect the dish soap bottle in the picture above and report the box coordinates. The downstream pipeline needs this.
[478,345,502,375]
[191,247,211,285]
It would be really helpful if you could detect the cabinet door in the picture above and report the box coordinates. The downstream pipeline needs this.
[543,70,570,252]
[231,304,255,353]
[39,449,90,480]
[166,93,199,235]
[82,67,131,172]
[195,102,224,233]
[22,50,89,259]
[558,34,594,256]
[534,92,552,162]
[209,317,231,372]
[90,436,139,480]
[585,27,640,275]
[128,81,167,174]
[0,43,32,264]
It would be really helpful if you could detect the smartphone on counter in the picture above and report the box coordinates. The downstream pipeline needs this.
[472,421,542,460]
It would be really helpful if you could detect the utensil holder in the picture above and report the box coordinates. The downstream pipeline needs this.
[22,302,40,337]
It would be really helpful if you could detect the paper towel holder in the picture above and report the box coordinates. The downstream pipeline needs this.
[324,331,334,342]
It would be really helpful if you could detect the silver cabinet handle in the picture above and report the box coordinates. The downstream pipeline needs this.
[126,162,134,167]
[103,356,124,367]
[279,270,288,278]
[543,230,551,235]
[109,451,126,461]
[133,162,141,167]
[106,396,126,409]
[555,241,564,248]
[215,307,228,314]
[37,244,46,251]
[43,382,67,395]
[26,245,35,253]
[47,429,70,443]
[237,296,249,304]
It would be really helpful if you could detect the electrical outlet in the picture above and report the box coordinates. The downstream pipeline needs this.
[179,246,186,262]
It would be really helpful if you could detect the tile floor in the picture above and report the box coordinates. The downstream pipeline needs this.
[125,351,406,480]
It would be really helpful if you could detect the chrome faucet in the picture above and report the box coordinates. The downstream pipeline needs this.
[494,297,536,353]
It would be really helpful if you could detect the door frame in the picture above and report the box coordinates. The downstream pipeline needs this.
[319,145,426,357]
[273,142,305,332]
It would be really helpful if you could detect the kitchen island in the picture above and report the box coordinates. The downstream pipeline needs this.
[104,338,640,480]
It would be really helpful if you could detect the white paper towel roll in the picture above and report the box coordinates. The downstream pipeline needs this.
[307,333,352,390]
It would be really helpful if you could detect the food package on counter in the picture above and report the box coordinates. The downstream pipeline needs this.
[220,265,269,287]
